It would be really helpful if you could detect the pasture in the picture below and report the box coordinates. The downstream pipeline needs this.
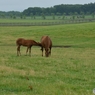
[0,22,95,95]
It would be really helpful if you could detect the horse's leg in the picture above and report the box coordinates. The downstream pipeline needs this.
[17,46,19,56]
[49,47,51,56]
[26,47,29,55]
[42,47,44,56]
[17,45,21,56]
[19,46,21,56]
[29,47,31,56]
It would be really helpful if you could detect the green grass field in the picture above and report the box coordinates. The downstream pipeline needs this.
[0,22,95,95]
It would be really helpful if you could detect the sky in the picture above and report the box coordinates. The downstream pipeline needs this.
[0,0,95,12]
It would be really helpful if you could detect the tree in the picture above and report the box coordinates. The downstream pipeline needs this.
[1,13,5,18]
[51,13,55,20]
[74,12,78,16]
[80,11,85,18]
[23,15,26,19]
[1,3,95,17]
[92,12,95,18]
[72,15,75,20]
[20,14,23,19]
[13,15,16,19]
[9,14,13,19]
[56,12,61,16]
[33,15,36,19]
[30,13,33,19]
[41,13,46,19]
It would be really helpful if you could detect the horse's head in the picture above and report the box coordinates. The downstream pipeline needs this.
[45,48,49,57]
[37,42,42,47]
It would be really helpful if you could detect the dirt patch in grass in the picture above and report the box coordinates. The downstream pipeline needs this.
[53,45,72,48]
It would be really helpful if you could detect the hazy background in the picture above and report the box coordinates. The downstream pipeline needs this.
[0,0,95,12]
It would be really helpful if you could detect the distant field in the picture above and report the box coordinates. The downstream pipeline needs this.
[0,15,94,23]
[0,15,95,27]
[0,22,95,95]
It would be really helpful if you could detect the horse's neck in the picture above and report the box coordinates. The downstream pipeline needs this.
[33,41,41,46]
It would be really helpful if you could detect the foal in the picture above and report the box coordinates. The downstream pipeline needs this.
[16,38,41,56]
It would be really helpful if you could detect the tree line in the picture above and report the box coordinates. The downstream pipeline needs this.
[0,3,95,18]
[23,3,95,16]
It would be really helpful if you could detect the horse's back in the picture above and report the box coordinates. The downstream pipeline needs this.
[16,38,41,47]
[41,36,52,48]
[16,38,25,45]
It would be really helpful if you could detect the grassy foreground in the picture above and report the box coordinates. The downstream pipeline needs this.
[0,22,95,95]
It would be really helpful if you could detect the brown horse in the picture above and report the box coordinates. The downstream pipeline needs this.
[40,36,52,57]
[16,38,41,56]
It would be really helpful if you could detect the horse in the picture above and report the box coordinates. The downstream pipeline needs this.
[16,38,41,56]
[40,36,52,57]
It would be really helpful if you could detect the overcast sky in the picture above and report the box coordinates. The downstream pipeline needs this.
[0,0,95,12]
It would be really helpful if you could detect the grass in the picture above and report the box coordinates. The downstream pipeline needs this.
[0,22,95,95]
[0,17,63,23]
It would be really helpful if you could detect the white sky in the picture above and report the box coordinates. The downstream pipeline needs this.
[0,0,95,12]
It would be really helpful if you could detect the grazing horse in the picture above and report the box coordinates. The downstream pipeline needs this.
[16,38,41,56]
[40,36,52,57]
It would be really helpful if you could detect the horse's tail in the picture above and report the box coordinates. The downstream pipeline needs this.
[16,39,19,46]
[16,40,18,46]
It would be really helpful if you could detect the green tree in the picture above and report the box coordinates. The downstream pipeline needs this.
[51,13,55,20]
[92,13,95,18]
[1,13,5,18]
[80,11,85,18]
[72,15,75,20]
[30,13,33,19]
[20,14,23,19]
[33,15,36,19]
[56,12,61,16]
[62,13,66,20]
[23,15,26,19]
[13,15,16,19]
[41,13,46,19]
[9,14,13,19]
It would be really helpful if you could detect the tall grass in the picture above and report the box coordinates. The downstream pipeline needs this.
[0,22,95,95]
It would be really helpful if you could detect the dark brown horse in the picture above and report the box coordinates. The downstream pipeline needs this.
[40,36,52,57]
[16,38,41,56]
